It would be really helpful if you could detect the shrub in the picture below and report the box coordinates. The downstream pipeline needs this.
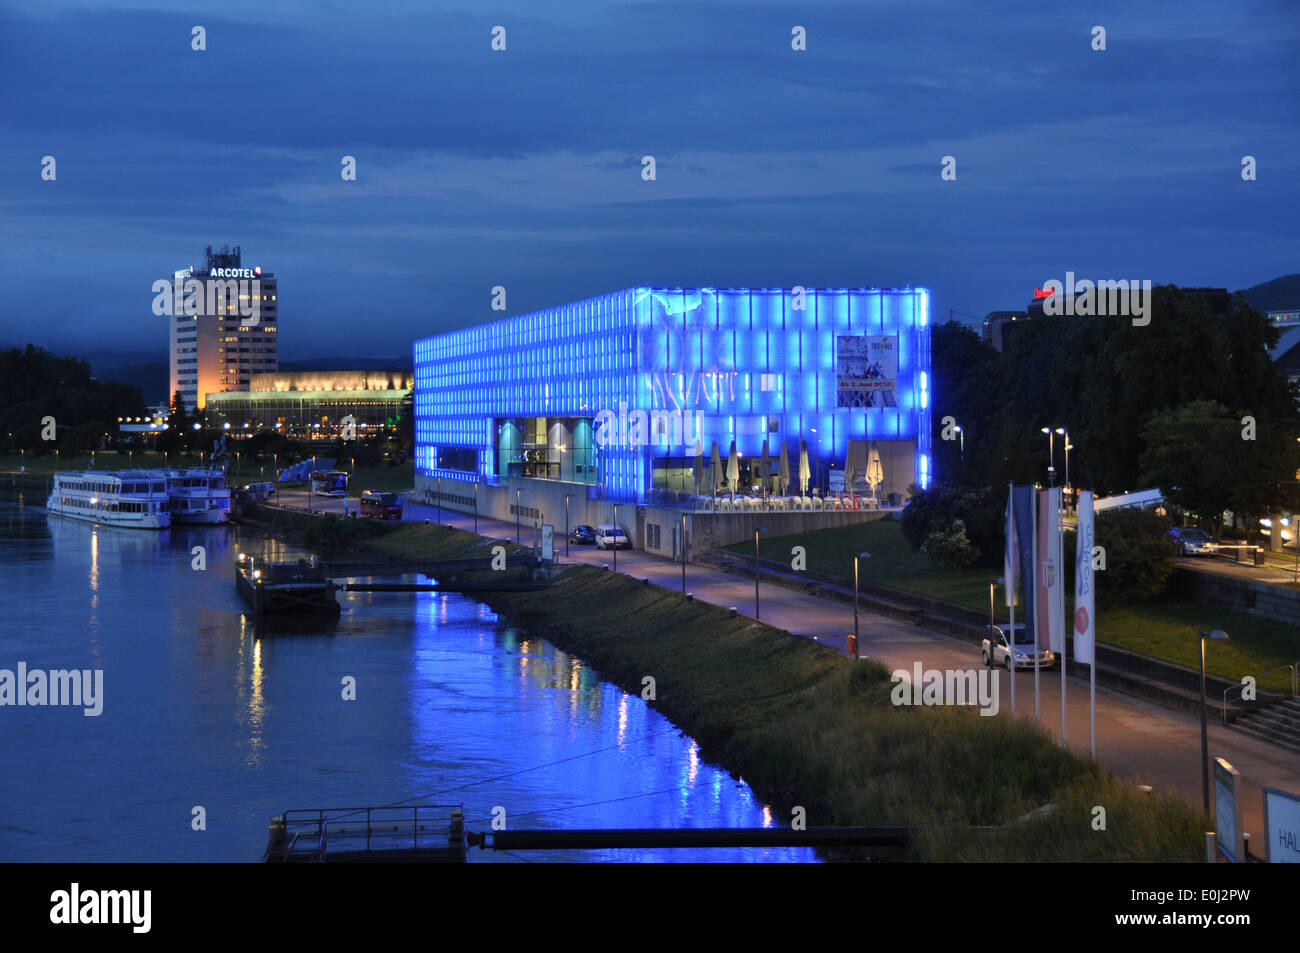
[1063,507,1176,608]
[921,519,980,568]
[902,483,1000,565]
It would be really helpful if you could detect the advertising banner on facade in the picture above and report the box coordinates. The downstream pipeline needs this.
[836,335,898,408]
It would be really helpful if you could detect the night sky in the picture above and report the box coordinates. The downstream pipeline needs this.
[1,0,1296,363]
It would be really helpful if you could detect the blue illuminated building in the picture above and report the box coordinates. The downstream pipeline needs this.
[413,287,930,506]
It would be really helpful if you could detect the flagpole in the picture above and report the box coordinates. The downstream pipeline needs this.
[1059,487,1067,748]
[1033,488,1039,726]
[1007,482,1015,721]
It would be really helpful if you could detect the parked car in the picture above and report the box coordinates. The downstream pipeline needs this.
[1170,526,1216,556]
[595,524,629,550]
[569,524,596,545]
[241,481,276,502]
[981,623,1056,670]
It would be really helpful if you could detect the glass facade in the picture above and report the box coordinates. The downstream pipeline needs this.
[414,287,931,503]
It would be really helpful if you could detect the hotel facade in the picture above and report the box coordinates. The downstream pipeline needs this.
[412,287,930,548]
[167,245,278,411]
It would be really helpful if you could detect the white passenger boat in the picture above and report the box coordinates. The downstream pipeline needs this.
[163,469,231,524]
[45,471,172,529]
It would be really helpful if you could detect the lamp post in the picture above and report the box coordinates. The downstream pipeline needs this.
[1062,433,1071,490]
[436,476,441,524]
[1199,629,1229,816]
[954,425,964,461]
[754,526,767,619]
[473,482,479,535]
[852,551,871,658]
[988,577,1004,669]
[1040,426,1064,486]
[613,503,619,572]
[516,488,521,544]
[565,494,571,558]
[681,512,687,593]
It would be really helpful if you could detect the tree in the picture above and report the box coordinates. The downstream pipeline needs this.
[1139,401,1238,535]
[1065,508,1178,609]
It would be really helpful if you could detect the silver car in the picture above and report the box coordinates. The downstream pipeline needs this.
[1174,527,1216,556]
[981,624,1056,670]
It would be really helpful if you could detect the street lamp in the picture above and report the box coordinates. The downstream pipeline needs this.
[1040,426,1064,486]
[1199,629,1229,816]
[613,503,620,572]
[681,511,688,593]
[987,577,1005,669]
[516,488,521,544]
[754,526,767,620]
[565,494,571,558]
[954,425,964,461]
[852,552,872,658]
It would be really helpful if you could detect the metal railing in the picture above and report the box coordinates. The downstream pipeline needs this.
[267,805,460,860]
[1222,662,1298,723]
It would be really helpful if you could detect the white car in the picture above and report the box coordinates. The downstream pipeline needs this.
[981,624,1056,670]
[595,524,629,550]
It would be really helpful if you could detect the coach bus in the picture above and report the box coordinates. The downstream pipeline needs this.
[359,489,403,520]
[310,470,349,497]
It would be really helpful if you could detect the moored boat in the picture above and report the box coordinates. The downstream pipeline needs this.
[45,471,171,529]
[163,468,231,524]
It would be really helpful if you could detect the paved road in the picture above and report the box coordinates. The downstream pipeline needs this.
[271,488,1300,844]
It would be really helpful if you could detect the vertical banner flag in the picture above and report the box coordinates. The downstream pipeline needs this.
[1074,491,1095,665]
[1005,490,1018,608]
[1008,485,1035,618]
[1035,488,1065,653]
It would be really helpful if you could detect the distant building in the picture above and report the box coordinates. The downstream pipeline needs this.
[1266,308,1300,387]
[167,244,278,411]
[203,370,411,437]
[982,310,1026,353]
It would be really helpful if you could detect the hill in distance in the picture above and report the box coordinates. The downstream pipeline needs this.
[1237,274,1300,313]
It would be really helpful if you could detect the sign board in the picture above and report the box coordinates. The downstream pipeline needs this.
[836,335,897,408]
[1214,758,1241,862]
[1263,786,1300,863]
[541,523,554,563]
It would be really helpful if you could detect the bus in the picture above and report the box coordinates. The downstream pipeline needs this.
[310,470,349,497]
[359,489,403,520]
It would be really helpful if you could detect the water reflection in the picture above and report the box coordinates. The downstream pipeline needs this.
[0,494,815,863]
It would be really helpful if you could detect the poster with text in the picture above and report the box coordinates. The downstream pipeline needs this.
[836,335,898,408]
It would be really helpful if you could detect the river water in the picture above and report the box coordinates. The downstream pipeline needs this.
[0,488,812,862]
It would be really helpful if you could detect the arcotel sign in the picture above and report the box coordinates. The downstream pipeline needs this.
[208,266,262,279]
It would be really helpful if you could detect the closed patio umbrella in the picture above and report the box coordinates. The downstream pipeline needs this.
[778,441,790,496]
[798,439,811,495]
[844,446,858,504]
[727,440,740,501]
[694,439,705,495]
[759,438,770,500]
[710,441,722,505]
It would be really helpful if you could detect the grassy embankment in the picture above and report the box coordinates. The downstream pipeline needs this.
[732,520,1300,682]
[479,562,1203,861]
[316,519,1199,861]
